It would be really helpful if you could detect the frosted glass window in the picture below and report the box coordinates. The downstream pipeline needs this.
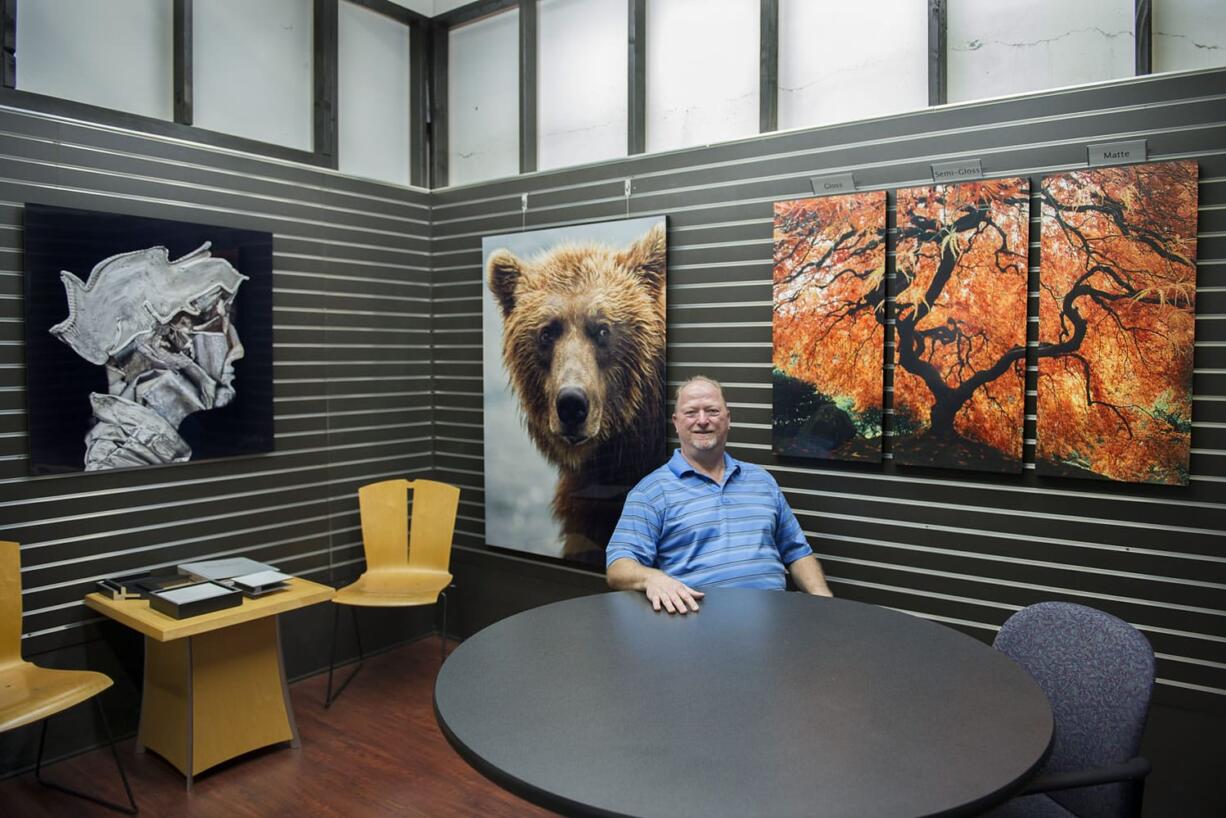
[778,0,927,131]
[948,0,1133,103]
[448,9,520,186]
[194,0,314,151]
[538,0,628,171]
[339,1,412,185]
[16,0,173,120]
[1154,0,1226,73]
[646,0,759,153]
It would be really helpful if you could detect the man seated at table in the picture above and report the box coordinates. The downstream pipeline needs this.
[606,375,832,614]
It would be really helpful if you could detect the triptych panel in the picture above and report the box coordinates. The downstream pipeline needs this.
[1036,161,1199,485]
[772,191,886,463]
[893,179,1030,474]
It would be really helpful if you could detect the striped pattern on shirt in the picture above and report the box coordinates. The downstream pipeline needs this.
[606,449,813,590]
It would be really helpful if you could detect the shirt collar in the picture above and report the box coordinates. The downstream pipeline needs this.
[667,448,740,481]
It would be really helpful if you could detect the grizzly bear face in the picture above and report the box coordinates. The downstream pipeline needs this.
[487,222,666,473]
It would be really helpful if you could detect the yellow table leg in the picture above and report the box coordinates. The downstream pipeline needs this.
[139,616,297,786]
[139,637,191,777]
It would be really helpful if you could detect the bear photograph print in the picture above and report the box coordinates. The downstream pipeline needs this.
[483,216,667,564]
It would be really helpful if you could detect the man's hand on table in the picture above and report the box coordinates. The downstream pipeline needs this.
[643,571,704,614]
[607,557,704,614]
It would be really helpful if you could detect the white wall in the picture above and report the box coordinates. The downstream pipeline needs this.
[538,0,627,170]
[947,0,1134,102]
[16,0,173,120]
[193,0,314,151]
[1155,0,1226,73]
[448,9,520,186]
[385,0,435,14]
[646,0,759,153]
[339,1,413,185]
[778,0,927,131]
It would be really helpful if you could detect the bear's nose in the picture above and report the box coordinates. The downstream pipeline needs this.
[556,387,589,430]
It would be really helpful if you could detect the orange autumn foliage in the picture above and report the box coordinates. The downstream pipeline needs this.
[893,178,1030,466]
[1036,161,1199,485]
[772,191,887,418]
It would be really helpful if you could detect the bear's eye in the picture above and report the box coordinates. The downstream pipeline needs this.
[591,323,612,345]
[538,321,562,346]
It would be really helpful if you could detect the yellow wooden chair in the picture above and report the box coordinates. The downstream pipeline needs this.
[324,479,460,707]
[0,541,137,814]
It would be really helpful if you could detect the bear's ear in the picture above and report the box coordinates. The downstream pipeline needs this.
[487,249,524,317]
[619,222,666,296]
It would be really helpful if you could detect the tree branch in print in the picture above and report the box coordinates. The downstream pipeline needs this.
[891,180,1030,466]
[1036,161,1198,485]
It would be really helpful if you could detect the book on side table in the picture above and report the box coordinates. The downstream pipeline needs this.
[96,572,194,600]
[178,557,293,598]
[147,581,244,619]
[178,557,276,582]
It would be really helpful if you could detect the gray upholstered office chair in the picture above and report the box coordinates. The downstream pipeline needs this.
[982,602,1154,818]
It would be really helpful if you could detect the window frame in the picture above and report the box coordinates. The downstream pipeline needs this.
[0,0,432,187]
[0,0,1161,188]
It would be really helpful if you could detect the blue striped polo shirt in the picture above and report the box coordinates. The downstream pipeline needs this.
[606,449,813,590]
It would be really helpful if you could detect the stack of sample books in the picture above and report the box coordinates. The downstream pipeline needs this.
[178,558,294,597]
[96,558,294,617]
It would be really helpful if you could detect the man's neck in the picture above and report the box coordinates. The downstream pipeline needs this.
[682,447,726,484]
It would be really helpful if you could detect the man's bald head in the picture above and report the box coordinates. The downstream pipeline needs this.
[674,376,725,410]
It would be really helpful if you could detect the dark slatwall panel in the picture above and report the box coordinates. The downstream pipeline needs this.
[0,106,434,659]
[431,68,1226,710]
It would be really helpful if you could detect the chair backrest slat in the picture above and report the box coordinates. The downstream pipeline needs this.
[407,480,460,572]
[357,479,460,573]
[0,541,23,667]
[358,481,411,571]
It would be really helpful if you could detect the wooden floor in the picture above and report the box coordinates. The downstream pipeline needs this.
[0,637,557,817]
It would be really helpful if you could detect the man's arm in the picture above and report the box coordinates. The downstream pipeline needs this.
[607,557,705,614]
[788,554,833,597]
[769,476,830,596]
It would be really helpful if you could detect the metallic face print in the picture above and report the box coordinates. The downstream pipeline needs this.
[50,243,248,471]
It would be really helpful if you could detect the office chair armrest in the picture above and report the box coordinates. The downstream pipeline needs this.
[1021,756,1151,795]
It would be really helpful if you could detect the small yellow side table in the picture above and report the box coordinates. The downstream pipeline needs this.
[85,577,334,788]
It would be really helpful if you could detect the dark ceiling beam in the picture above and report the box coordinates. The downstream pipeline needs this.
[519,0,537,173]
[628,0,646,155]
[760,0,778,133]
[927,0,947,106]
[173,0,192,124]
[314,0,339,167]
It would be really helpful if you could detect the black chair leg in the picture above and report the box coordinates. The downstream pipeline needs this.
[324,604,364,709]
[439,590,449,665]
[35,697,138,815]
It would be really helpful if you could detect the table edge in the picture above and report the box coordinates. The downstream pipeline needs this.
[85,577,335,641]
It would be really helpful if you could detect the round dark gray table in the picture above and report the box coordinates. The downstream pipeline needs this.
[435,590,1053,818]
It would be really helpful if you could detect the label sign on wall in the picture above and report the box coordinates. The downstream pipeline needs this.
[810,173,858,195]
[1087,139,1148,167]
[931,159,983,182]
